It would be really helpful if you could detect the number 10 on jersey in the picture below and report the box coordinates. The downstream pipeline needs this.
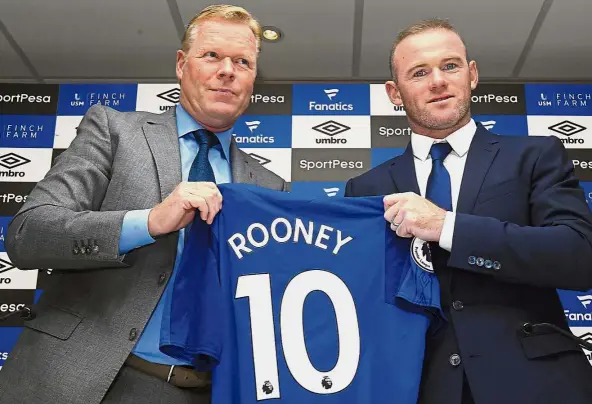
[236,270,361,400]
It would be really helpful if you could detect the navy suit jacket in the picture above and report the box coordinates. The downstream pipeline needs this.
[345,124,592,404]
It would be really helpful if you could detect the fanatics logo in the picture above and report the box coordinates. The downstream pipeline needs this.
[0,258,15,274]
[324,89,339,100]
[0,153,31,170]
[312,120,350,137]
[548,120,586,137]
[324,187,340,197]
[157,88,181,104]
[581,332,592,343]
[578,295,592,309]
[481,120,496,130]
[248,153,271,166]
[246,121,260,133]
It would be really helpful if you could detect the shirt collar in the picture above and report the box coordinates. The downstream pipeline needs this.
[175,103,232,161]
[411,119,476,161]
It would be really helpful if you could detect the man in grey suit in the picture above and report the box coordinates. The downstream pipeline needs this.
[0,4,286,404]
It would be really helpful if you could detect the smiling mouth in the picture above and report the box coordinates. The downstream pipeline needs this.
[429,95,453,103]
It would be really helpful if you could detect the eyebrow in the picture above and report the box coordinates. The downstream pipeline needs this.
[405,56,465,75]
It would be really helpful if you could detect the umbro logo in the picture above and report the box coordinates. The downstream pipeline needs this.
[0,153,30,170]
[0,258,15,274]
[248,153,271,166]
[156,88,181,104]
[549,120,586,137]
[312,120,350,137]
[580,332,592,343]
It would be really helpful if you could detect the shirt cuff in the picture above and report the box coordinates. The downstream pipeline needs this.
[438,211,455,252]
[119,209,156,255]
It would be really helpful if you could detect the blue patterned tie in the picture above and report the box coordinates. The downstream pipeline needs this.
[426,142,453,211]
[188,129,218,182]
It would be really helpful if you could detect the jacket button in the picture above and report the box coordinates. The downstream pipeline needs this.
[493,261,501,271]
[468,256,476,265]
[449,353,462,367]
[484,260,492,269]
[73,247,80,255]
[452,301,464,311]
[129,328,138,341]
[92,245,99,254]
[476,257,484,267]
[158,273,167,286]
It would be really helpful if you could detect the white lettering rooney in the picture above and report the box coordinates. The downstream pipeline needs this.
[227,217,353,259]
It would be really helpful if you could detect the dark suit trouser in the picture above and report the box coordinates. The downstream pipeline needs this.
[102,365,210,404]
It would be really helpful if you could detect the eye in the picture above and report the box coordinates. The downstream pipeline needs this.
[237,58,250,67]
[204,51,218,58]
[443,63,458,70]
[413,70,427,78]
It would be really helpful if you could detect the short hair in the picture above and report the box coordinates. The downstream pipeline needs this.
[182,4,262,53]
[389,18,467,81]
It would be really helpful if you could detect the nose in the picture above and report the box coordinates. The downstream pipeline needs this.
[429,68,447,90]
[217,57,235,80]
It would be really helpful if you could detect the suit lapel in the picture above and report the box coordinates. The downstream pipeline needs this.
[230,137,256,185]
[142,109,182,201]
[388,143,421,194]
[456,126,500,214]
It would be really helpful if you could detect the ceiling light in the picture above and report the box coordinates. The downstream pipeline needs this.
[262,26,282,42]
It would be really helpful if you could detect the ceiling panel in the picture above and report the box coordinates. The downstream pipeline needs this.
[360,0,545,79]
[0,31,34,79]
[0,0,180,78]
[177,0,357,79]
[521,0,592,78]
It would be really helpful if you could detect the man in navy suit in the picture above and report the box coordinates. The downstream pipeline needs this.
[345,19,592,404]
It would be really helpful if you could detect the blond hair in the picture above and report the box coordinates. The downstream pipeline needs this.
[389,18,467,80]
[182,4,262,53]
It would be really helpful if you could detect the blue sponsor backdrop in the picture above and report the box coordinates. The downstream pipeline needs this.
[0,115,56,148]
[0,82,591,362]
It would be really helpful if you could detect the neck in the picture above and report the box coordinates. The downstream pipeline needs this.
[180,99,234,133]
[409,114,472,140]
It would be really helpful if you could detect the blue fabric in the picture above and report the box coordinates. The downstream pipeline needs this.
[426,142,452,211]
[160,184,443,403]
[128,104,233,365]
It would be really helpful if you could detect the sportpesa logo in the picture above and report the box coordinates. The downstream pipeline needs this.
[299,159,364,170]
[471,94,518,104]
[0,93,52,103]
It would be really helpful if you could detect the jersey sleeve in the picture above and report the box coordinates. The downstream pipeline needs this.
[159,217,224,371]
[384,229,445,327]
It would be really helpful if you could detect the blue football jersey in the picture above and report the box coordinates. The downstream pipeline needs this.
[160,183,442,404]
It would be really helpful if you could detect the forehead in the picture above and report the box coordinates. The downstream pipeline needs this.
[394,29,466,66]
[190,19,257,52]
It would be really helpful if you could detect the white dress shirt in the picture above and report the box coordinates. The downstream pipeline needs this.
[410,119,477,252]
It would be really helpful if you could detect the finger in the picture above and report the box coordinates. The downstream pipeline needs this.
[183,196,209,221]
[390,209,405,232]
[384,200,404,224]
[383,192,410,207]
[396,222,413,238]
[204,195,219,225]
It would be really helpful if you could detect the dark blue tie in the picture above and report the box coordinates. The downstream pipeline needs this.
[188,129,218,182]
[426,142,453,211]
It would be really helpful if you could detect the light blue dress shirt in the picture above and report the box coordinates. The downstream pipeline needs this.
[119,104,232,365]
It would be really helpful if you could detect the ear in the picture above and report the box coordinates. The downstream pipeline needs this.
[468,60,479,91]
[385,80,403,106]
[176,50,185,82]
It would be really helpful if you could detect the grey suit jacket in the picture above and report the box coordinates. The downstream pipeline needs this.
[0,105,287,404]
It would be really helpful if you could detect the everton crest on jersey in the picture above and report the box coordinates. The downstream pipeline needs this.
[160,184,442,404]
